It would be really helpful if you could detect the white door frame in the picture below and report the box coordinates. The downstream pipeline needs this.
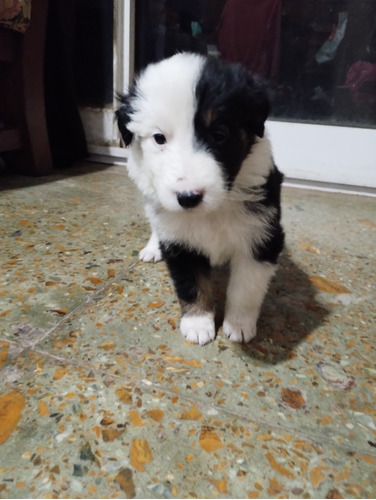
[105,0,376,195]
[114,0,135,96]
[82,0,135,162]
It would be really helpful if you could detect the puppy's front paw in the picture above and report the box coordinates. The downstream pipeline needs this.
[139,242,162,263]
[223,314,257,343]
[180,313,216,345]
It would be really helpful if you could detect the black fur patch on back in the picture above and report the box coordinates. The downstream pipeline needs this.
[251,166,285,264]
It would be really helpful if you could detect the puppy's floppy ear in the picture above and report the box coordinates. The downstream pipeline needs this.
[115,93,134,147]
[245,75,270,139]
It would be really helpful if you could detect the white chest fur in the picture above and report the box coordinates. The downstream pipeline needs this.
[149,197,273,265]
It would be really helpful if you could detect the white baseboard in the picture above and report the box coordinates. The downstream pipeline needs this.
[284,177,376,197]
[88,145,127,166]
[267,121,376,189]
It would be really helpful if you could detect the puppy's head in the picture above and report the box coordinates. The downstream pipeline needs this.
[116,53,270,212]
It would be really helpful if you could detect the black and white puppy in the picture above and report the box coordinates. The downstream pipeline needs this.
[116,52,284,345]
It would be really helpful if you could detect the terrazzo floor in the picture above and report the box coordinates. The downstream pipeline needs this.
[0,162,375,499]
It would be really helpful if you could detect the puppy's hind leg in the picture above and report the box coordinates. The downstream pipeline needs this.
[139,229,163,262]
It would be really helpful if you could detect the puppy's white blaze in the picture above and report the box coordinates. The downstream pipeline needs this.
[127,53,203,145]
[180,312,216,345]
[130,52,204,133]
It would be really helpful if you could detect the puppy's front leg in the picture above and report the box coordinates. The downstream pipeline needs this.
[139,205,163,263]
[223,255,276,343]
[139,228,162,263]
[161,242,215,345]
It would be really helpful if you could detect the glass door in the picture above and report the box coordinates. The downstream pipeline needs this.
[127,0,376,190]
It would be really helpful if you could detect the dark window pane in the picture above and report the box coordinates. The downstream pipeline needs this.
[74,0,114,107]
[134,0,376,129]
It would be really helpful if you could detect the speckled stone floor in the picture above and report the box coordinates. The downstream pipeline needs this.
[0,162,375,499]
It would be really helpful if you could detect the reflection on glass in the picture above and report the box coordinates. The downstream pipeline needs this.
[134,0,376,129]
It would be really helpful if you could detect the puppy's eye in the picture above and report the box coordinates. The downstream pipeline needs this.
[153,133,167,145]
[210,125,229,145]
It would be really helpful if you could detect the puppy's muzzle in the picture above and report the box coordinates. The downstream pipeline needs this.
[176,190,204,209]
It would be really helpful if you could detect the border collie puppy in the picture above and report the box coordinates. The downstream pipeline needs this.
[116,52,284,345]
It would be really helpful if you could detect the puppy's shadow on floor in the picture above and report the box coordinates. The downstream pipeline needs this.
[213,253,329,364]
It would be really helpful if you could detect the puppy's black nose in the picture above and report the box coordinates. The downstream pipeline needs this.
[177,191,203,209]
